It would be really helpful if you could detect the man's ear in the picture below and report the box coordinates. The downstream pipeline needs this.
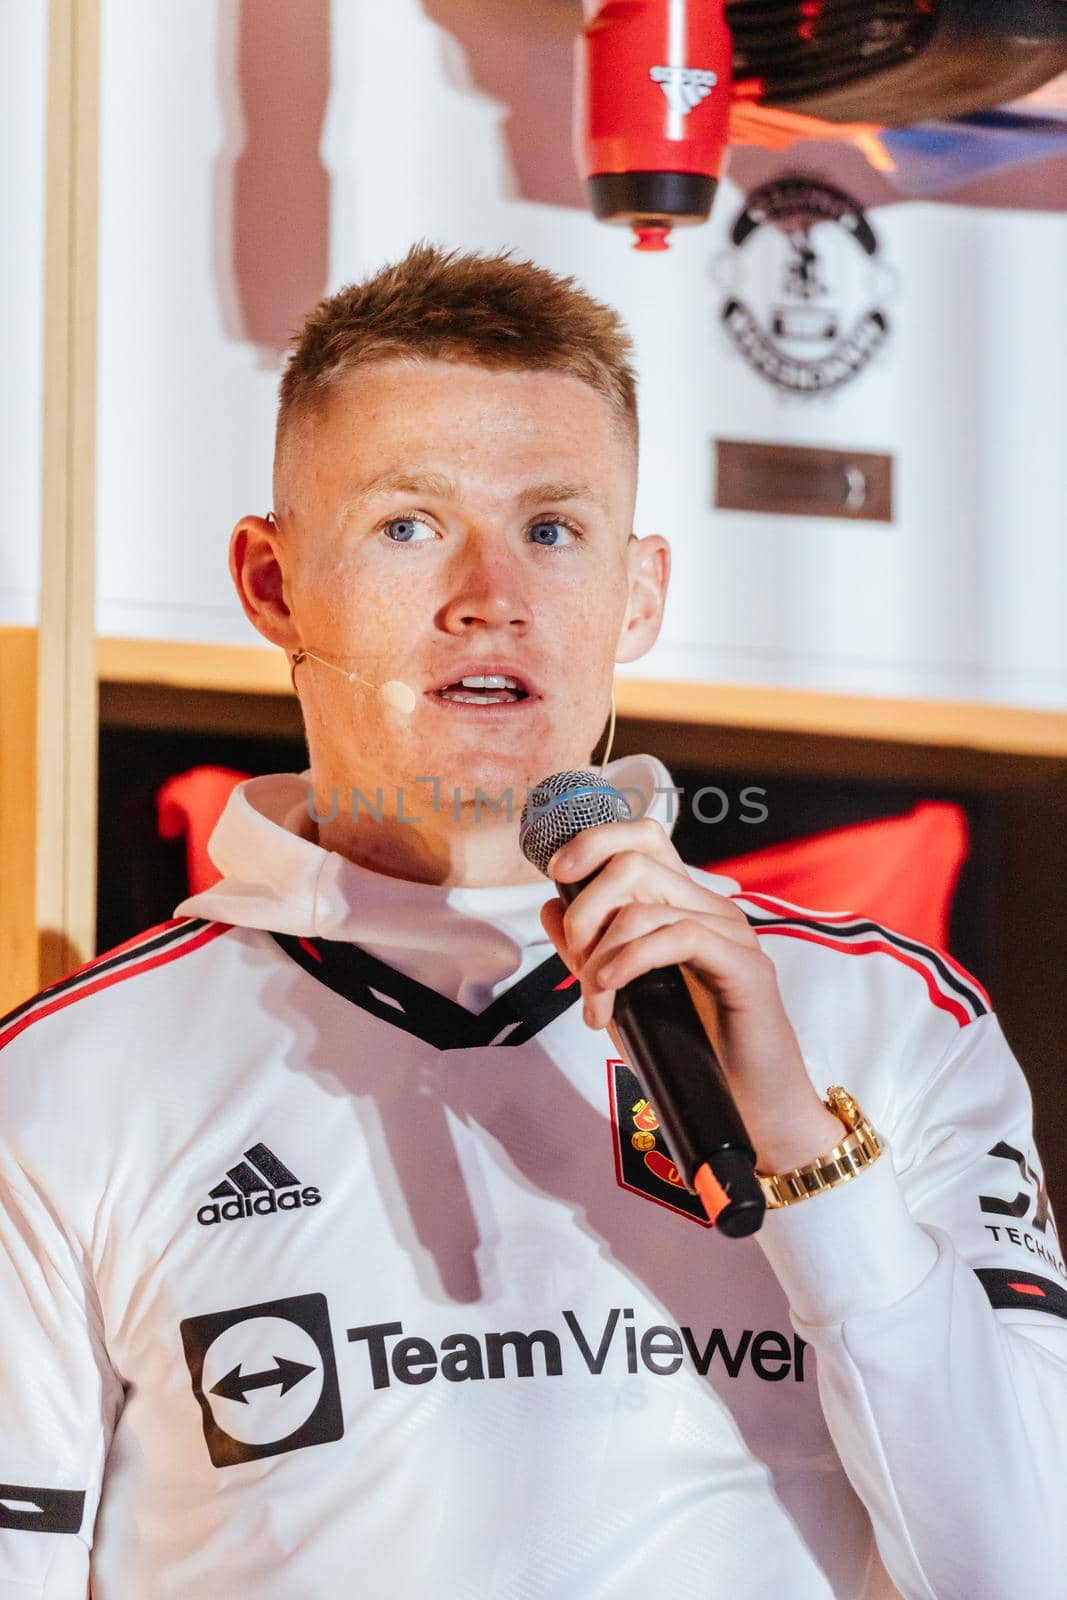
[229,514,302,652]
[615,533,670,666]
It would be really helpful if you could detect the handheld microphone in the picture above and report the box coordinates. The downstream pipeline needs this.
[520,769,765,1239]
[289,649,418,714]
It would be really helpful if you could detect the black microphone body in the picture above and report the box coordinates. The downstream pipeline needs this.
[520,768,767,1237]
[555,872,766,1238]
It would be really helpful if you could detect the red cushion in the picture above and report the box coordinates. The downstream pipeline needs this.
[157,766,251,896]
[703,801,969,949]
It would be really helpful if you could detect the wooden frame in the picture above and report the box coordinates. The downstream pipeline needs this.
[96,636,1067,758]
[36,0,100,986]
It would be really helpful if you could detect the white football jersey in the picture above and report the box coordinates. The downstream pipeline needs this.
[1,756,1064,1599]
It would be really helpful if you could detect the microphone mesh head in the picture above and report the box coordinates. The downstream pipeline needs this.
[519,768,633,876]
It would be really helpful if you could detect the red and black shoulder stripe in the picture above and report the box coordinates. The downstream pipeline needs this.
[976,1269,1067,1322]
[733,890,991,1029]
[0,917,230,1054]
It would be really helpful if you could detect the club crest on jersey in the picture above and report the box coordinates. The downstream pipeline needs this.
[196,1141,322,1227]
[607,1059,711,1227]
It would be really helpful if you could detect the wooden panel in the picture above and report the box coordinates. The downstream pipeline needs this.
[616,716,1067,793]
[613,679,1067,759]
[96,637,1067,758]
[97,635,293,696]
[37,0,100,984]
[715,438,894,522]
[0,629,39,1009]
[99,681,305,742]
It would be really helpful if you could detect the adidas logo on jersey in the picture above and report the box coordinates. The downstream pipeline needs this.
[197,1142,322,1227]
[649,64,717,116]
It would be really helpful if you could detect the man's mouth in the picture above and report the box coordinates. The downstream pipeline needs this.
[430,673,533,706]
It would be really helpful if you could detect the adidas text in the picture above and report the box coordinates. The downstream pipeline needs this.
[197,1187,322,1226]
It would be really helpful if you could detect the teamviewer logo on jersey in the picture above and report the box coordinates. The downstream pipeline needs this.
[180,1293,343,1467]
[197,1142,322,1226]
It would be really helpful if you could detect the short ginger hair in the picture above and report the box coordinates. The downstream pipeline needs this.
[273,240,639,511]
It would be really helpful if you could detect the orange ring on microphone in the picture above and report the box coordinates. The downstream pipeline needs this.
[693,1161,732,1227]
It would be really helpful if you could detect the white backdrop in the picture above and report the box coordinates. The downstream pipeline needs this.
[16,0,1067,709]
[0,0,47,626]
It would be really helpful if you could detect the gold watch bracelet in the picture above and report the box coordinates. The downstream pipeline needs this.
[756,1087,884,1210]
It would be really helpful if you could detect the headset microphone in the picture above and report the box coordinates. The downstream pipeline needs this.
[262,512,417,711]
[289,649,418,714]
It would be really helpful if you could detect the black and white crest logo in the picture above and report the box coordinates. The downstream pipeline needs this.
[718,176,892,395]
[180,1293,343,1467]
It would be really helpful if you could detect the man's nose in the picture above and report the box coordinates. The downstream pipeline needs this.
[438,531,532,633]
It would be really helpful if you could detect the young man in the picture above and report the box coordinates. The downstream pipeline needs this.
[1,242,1064,1599]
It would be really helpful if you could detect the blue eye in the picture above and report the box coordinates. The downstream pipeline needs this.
[382,516,434,543]
[528,520,577,547]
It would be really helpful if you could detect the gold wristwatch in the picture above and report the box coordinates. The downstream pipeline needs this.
[756,1087,883,1210]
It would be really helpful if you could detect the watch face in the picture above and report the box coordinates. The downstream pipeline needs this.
[826,1087,862,1130]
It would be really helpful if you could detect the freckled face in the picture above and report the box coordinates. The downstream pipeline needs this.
[274,358,646,804]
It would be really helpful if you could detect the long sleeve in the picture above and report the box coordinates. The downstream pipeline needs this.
[0,1155,124,1597]
[756,1010,1067,1599]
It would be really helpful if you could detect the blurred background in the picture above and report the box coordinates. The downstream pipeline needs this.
[1,0,1064,1210]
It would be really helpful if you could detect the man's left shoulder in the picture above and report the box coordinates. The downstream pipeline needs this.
[685,863,991,1062]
